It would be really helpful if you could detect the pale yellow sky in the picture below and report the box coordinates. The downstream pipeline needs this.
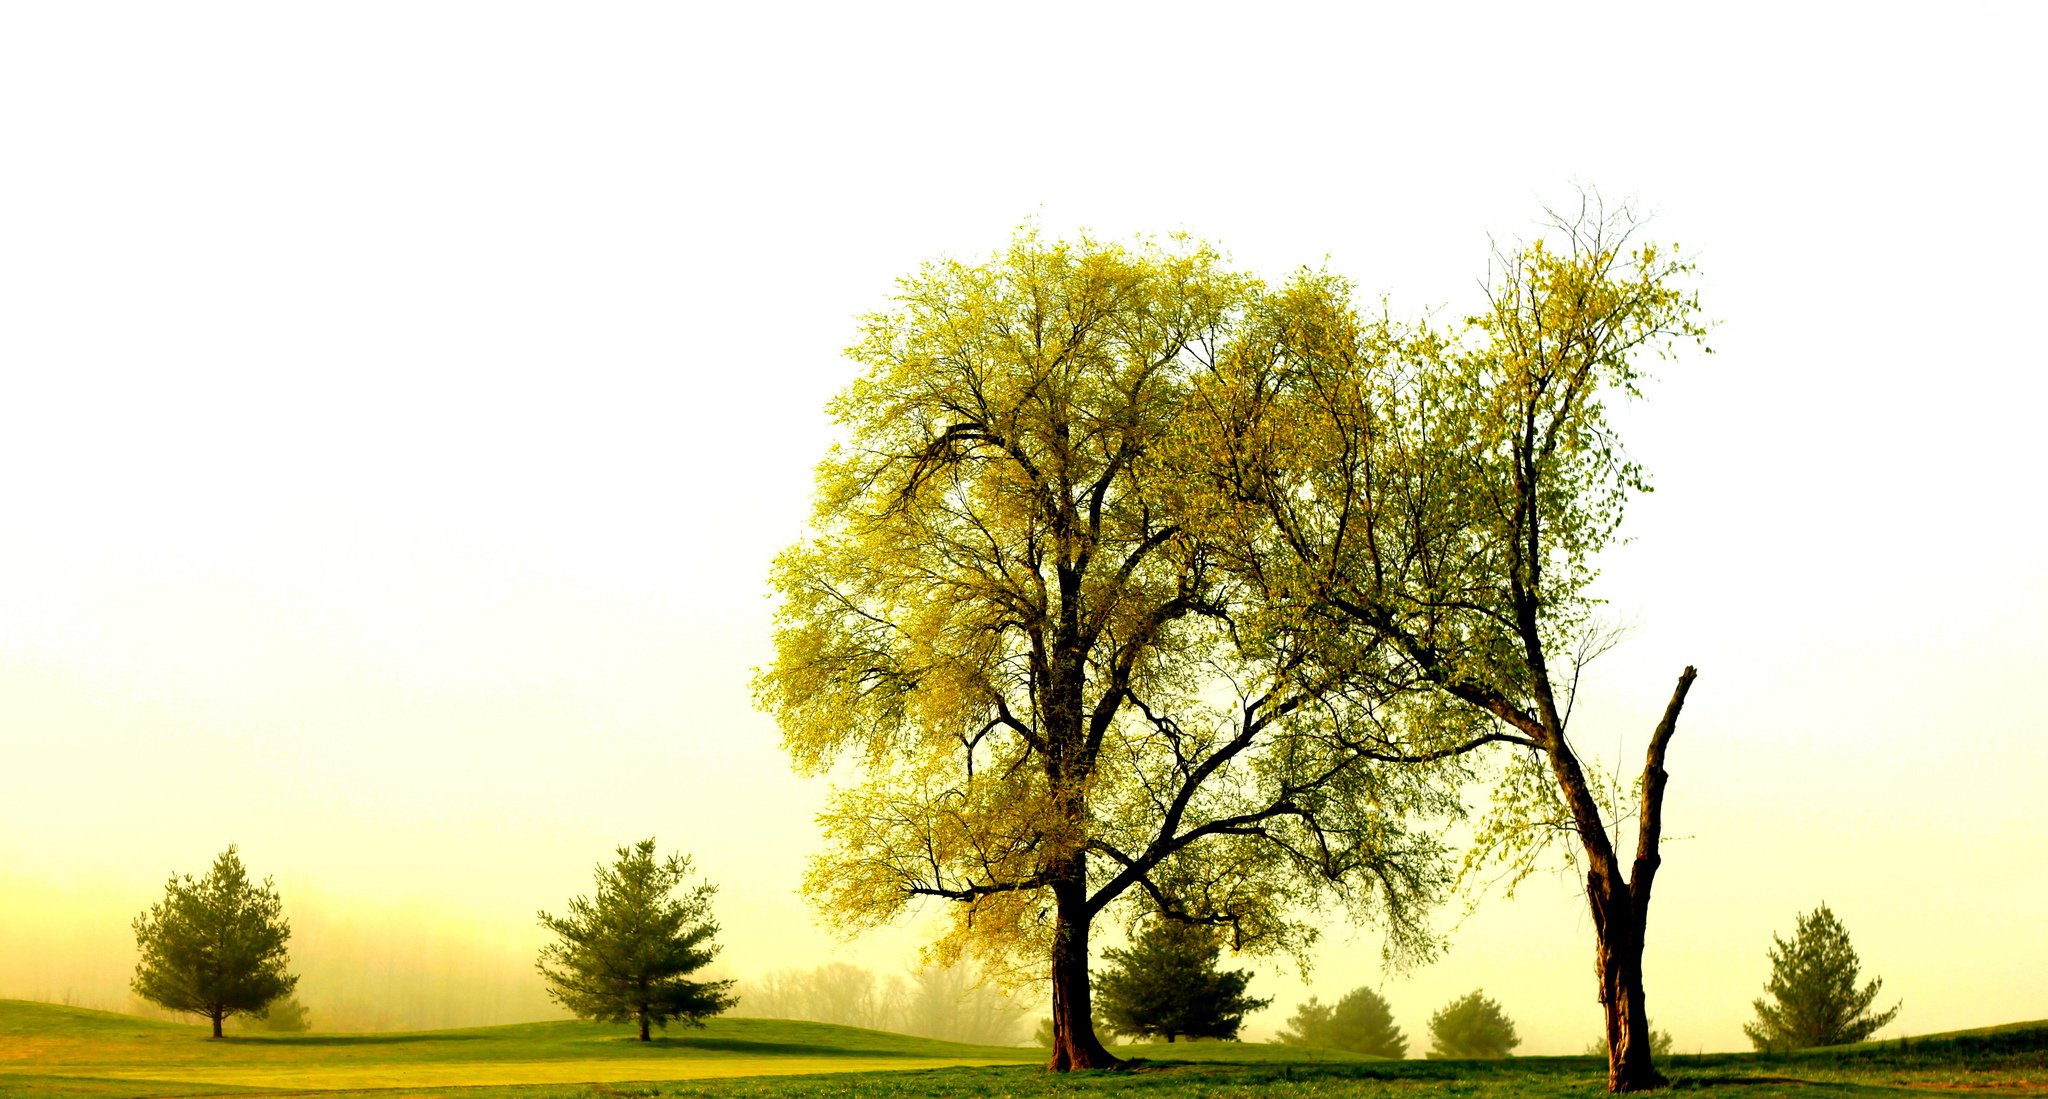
[2,2,2044,1055]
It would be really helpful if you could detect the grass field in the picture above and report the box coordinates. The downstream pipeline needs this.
[3,1000,2043,1098]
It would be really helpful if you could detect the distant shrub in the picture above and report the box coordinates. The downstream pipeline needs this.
[1278,987,1407,1058]
[1582,1025,1672,1058]
[1426,990,1520,1059]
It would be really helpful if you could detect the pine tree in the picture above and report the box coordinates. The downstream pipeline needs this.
[1426,990,1520,1059]
[1743,904,1900,1051]
[1092,920,1269,1043]
[1279,986,1407,1058]
[131,846,298,1039]
[536,839,736,1041]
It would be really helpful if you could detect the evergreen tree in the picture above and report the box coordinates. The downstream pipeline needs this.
[537,839,736,1041]
[131,846,298,1039]
[1092,920,1269,1043]
[1426,990,1520,1059]
[233,995,312,1033]
[1279,986,1407,1058]
[1277,997,1335,1048]
[1743,904,1900,1051]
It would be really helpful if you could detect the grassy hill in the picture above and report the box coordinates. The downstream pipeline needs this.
[0,999,1040,1095]
[2,999,2044,1098]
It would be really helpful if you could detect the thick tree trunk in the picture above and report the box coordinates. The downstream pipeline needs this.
[1045,860,1119,1071]
[1590,880,1663,1091]
[211,1011,223,1039]
[638,1011,651,1042]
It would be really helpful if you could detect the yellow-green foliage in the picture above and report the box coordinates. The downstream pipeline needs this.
[1180,205,1708,892]
[757,229,1467,984]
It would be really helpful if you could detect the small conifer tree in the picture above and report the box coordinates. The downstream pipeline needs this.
[537,839,736,1041]
[1279,986,1407,1058]
[1093,920,1269,1043]
[131,846,298,1039]
[1743,904,1900,1050]
[1426,990,1520,1059]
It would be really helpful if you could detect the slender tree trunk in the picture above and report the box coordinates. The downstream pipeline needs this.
[639,1010,651,1042]
[1590,878,1663,1091]
[1046,856,1119,1071]
[211,1011,223,1039]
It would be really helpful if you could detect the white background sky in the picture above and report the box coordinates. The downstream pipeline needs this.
[3,2,2044,1054]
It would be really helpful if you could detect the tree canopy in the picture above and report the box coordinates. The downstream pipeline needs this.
[1744,904,1900,1051]
[1278,985,1408,1058]
[758,230,1464,1069]
[131,845,298,1039]
[1092,918,1269,1043]
[536,839,736,1041]
[1426,989,1521,1059]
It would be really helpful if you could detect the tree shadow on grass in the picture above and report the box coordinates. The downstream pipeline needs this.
[233,1032,498,1047]
[632,1035,938,1058]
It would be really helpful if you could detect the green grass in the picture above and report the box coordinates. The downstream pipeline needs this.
[2,1000,2044,1098]
[0,1000,1038,1093]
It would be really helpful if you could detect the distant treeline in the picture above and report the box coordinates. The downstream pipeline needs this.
[731,961,1028,1046]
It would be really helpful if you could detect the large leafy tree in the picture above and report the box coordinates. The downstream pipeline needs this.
[1743,904,1900,1050]
[131,845,298,1039]
[1188,200,1707,1090]
[536,839,736,1041]
[1093,918,1269,1043]
[759,231,1466,1070]
[1426,989,1521,1059]
[1278,985,1408,1058]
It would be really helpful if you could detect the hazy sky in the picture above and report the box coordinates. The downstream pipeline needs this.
[3,3,2043,1054]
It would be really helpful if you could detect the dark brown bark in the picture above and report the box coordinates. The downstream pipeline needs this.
[1590,875,1662,1090]
[638,1010,651,1042]
[1573,666,1695,1092]
[211,1011,223,1039]
[1045,856,1120,1071]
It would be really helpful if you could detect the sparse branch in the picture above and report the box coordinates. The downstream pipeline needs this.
[1629,665,1696,902]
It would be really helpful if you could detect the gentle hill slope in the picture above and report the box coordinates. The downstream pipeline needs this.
[0,999,1041,1092]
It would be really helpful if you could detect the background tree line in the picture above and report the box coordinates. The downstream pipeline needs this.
[732,961,1029,1046]
[128,845,1901,1061]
